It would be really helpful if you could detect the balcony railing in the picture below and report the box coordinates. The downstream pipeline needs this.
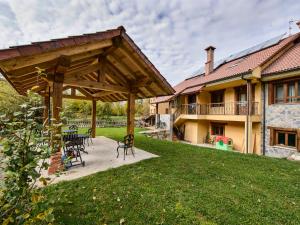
[177,102,259,117]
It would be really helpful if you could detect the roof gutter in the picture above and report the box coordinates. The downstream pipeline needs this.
[204,72,251,87]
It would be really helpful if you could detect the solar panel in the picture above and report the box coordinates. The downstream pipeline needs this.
[187,33,286,79]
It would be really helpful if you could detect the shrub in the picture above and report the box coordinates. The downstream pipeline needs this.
[0,93,60,225]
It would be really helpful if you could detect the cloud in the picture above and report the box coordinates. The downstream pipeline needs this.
[0,0,299,85]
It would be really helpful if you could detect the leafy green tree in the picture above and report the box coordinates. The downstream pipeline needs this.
[0,79,28,115]
[112,102,126,116]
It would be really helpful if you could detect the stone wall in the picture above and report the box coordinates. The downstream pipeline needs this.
[263,83,300,158]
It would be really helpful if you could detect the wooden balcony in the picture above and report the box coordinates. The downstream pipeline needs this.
[174,102,260,123]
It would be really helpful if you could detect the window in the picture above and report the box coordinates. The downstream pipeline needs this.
[275,84,284,103]
[211,123,225,136]
[275,130,296,148]
[287,82,297,102]
[165,108,169,114]
[211,90,224,107]
[211,90,224,103]
[188,94,196,104]
[269,127,299,150]
[271,79,300,104]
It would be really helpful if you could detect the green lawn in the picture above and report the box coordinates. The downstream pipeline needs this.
[45,128,300,225]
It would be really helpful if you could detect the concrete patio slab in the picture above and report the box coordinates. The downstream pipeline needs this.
[42,136,158,185]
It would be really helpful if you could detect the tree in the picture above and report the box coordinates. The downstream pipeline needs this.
[0,79,29,115]
[135,99,150,117]
[112,102,126,116]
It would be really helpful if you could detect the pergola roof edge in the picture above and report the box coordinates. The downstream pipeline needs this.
[120,31,174,95]
[0,26,174,101]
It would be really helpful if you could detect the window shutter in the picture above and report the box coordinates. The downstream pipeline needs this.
[269,127,274,146]
[268,83,274,105]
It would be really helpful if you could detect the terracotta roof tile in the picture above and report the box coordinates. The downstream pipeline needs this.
[198,34,295,85]
[263,41,300,75]
[181,85,203,94]
[154,76,202,103]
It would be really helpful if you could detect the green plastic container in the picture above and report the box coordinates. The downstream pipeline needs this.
[216,140,233,151]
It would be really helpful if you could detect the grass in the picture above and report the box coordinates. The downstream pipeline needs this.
[45,127,300,225]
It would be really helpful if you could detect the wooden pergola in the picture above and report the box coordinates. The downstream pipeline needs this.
[0,26,174,137]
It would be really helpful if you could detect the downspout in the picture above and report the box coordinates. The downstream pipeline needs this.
[262,81,266,155]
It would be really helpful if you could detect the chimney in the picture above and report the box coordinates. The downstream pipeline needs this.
[297,21,300,29]
[205,46,216,75]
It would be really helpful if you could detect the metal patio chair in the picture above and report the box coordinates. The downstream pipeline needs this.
[116,134,134,160]
[68,125,78,134]
[85,128,93,146]
[63,138,85,168]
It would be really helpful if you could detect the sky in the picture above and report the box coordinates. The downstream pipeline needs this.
[0,0,299,85]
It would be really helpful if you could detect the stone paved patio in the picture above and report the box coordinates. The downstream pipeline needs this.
[42,136,158,185]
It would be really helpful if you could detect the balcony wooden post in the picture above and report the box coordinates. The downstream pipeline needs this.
[247,80,252,115]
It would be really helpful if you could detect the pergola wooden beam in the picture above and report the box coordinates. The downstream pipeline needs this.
[105,62,130,85]
[130,78,152,89]
[77,87,94,98]
[62,94,93,100]
[97,55,106,83]
[64,77,129,93]
[64,63,102,79]
[92,91,114,98]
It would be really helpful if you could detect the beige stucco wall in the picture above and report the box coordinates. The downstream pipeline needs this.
[183,120,247,151]
[254,82,261,114]
[184,121,199,143]
[223,122,245,152]
[198,120,209,143]
[198,92,210,104]
[224,88,235,103]
[157,102,169,114]
[252,122,261,155]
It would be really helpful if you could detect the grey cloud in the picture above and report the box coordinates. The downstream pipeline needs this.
[0,0,299,85]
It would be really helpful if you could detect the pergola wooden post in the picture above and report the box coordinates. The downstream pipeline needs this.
[52,81,63,126]
[48,75,64,174]
[91,100,97,138]
[127,93,136,135]
[43,94,50,124]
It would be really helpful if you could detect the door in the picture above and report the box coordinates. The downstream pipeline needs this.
[237,87,247,115]
[187,94,197,114]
